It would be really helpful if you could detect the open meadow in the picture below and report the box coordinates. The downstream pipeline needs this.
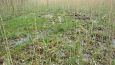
[0,0,115,65]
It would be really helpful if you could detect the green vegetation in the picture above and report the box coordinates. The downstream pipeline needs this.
[0,0,115,65]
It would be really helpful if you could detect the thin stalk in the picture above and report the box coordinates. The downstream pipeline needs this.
[0,16,13,65]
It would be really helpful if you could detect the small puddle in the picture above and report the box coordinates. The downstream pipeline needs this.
[8,35,30,47]
[6,30,52,47]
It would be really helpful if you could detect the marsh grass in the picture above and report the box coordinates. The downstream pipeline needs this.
[0,0,115,65]
[0,16,13,65]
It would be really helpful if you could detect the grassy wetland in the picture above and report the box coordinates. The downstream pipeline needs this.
[0,0,115,65]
